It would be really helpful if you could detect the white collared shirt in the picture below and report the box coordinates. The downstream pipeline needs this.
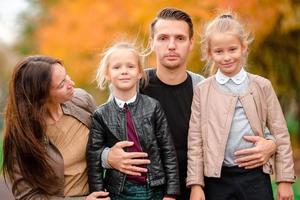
[114,94,137,108]
[215,68,247,85]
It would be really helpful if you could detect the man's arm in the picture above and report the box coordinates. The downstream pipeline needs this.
[101,141,150,176]
[234,135,276,169]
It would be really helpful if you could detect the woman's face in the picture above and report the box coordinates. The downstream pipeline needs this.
[47,63,75,104]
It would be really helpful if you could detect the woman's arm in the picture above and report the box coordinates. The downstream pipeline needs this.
[10,165,109,200]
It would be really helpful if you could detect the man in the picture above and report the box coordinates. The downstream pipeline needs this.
[104,8,276,199]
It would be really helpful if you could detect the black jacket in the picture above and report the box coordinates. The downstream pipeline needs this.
[87,93,180,196]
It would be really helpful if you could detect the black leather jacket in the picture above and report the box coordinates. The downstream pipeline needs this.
[87,93,180,196]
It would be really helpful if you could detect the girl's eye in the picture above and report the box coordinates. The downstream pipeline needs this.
[230,48,237,51]
[128,65,135,68]
[112,66,120,69]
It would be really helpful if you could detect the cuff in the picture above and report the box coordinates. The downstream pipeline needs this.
[101,147,112,169]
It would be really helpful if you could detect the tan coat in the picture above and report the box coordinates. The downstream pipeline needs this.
[186,74,295,187]
[11,88,96,200]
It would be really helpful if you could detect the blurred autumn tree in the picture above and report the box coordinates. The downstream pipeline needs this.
[15,0,300,139]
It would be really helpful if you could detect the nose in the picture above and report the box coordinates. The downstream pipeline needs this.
[66,75,75,88]
[224,53,231,62]
[121,66,128,74]
[168,38,176,50]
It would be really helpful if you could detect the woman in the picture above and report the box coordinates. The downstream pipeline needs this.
[2,55,110,200]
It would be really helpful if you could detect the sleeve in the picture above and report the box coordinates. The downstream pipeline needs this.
[262,127,276,143]
[84,90,97,113]
[186,85,205,187]
[154,102,180,196]
[100,147,112,169]
[264,81,295,183]
[86,111,106,192]
[10,165,86,200]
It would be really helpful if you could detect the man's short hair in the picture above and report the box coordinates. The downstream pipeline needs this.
[150,7,194,38]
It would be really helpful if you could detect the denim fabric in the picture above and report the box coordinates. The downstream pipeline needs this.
[110,181,163,200]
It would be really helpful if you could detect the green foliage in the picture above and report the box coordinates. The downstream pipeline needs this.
[272,179,300,199]
[287,114,300,136]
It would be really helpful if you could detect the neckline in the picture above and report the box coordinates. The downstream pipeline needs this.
[211,73,253,97]
[154,71,192,88]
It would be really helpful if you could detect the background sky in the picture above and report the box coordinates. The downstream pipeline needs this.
[0,0,29,45]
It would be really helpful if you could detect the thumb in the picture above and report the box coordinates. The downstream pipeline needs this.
[243,135,261,143]
[116,140,134,148]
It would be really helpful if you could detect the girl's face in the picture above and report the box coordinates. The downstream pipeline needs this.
[209,32,247,77]
[106,49,142,94]
[47,63,75,104]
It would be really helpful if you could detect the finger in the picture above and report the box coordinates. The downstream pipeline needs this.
[124,165,148,173]
[235,154,260,164]
[126,158,150,165]
[234,147,259,156]
[97,191,109,196]
[125,152,149,159]
[99,198,110,200]
[242,135,261,143]
[91,191,109,197]
[115,141,134,148]
[121,168,142,176]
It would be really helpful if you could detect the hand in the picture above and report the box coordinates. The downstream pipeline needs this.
[234,136,276,169]
[85,191,110,200]
[190,185,205,200]
[277,182,294,200]
[108,141,150,176]
[163,197,176,200]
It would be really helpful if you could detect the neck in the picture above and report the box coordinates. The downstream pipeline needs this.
[156,65,188,85]
[44,102,63,124]
[113,87,137,102]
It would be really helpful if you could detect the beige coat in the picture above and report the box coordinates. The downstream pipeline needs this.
[11,88,96,200]
[186,74,295,187]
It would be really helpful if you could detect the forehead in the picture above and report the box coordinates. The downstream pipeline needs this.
[210,32,242,47]
[108,49,138,62]
[153,19,190,37]
[51,63,66,86]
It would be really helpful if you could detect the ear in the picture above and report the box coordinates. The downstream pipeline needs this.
[137,69,143,79]
[105,71,111,81]
[242,42,248,55]
[189,37,194,52]
[149,37,154,51]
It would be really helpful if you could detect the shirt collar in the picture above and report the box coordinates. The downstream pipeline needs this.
[215,68,247,85]
[114,93,137,108]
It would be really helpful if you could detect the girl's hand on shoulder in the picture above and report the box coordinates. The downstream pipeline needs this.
[86,191,110,200]
[277,182,294,200]
[190,185,205,200]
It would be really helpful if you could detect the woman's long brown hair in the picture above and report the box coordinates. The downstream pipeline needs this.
[2,56,63,194]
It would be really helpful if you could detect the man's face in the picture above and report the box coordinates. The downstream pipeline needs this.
[151,19,193,70]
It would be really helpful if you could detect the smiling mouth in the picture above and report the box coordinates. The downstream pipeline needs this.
[222,63,234,67]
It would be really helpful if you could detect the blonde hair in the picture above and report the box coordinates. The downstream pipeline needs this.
[96,42,147,90]
[201,11,254,76]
